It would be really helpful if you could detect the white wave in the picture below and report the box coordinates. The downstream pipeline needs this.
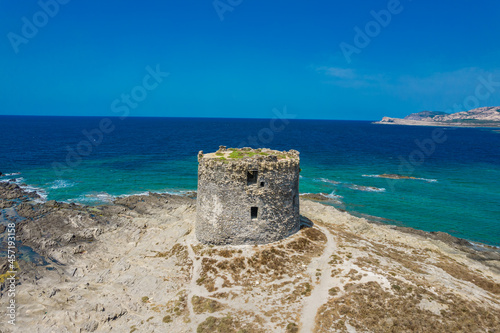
[12,177,25,183]
[0,177,48,202]
[159,189,193,196]
[117,189,193,198]
[469,241,500,250]
[300,191,343,201]
[324,191,343,199]
[2,172,21,177]
[12,178,48,202]
[346,184,386,192]
[67,192,115,204]
[68,188,194,205]
[22,184,48,203]
[117,191,150,198]
[314,178,340,185]
[49,179,76,190]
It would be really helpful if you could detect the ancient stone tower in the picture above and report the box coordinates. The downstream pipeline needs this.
[196,146,300,245]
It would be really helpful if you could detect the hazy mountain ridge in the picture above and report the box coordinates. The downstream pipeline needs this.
[404,111,449,120]
[377,106,500,127]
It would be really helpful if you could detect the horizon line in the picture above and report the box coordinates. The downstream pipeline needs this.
[0,114,379,122]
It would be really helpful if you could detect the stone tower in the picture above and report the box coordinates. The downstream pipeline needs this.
[196,146,300,245]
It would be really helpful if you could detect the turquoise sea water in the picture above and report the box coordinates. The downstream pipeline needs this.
[1,116,499,246]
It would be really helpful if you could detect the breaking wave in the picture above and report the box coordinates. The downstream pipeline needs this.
[49,179,77,190]
[345,184,386,192]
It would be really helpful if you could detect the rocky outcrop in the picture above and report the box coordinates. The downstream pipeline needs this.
[0,182,39,201]
[374,174,418,180]
[376,106,500,127]
[404,111,449,121]
[1,180,499,332]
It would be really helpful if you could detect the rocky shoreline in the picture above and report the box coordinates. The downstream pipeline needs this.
[1,180,499,332]
[375,106,500,128]
[373,118,500,128]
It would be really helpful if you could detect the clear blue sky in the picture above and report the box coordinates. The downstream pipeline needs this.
[1,0,500,120]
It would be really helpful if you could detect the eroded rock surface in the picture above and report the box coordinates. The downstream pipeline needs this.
[0,183,499,332]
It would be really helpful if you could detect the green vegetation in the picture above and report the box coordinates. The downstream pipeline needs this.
[301,282,312,296]
[141,296,149,303]
[215,152,224,156]
[391,284,401,292]
[228,151,245,159]
[191,295,225,314]
[226,149,275,159]
[0,261,19,284]
[328,287,340,296]
[196,314,259,333]
[286,323,299,333]
[163,315,172,323]
[197,315,235,333]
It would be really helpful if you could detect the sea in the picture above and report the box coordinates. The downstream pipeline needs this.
[1,116,499,246]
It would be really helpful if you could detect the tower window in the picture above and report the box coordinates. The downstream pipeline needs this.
[247,170,258,185]
[260,181,265,187]
[251,207,258,219]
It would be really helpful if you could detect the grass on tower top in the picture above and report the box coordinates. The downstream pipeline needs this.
[227,150,272,159]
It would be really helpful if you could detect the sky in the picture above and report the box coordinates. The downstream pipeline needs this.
[1,0,500,120]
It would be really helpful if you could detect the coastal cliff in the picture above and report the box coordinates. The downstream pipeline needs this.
[1,181,499,332]
[376,106,500,127]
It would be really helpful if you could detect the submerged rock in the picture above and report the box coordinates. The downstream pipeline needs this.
[377,174,418,180]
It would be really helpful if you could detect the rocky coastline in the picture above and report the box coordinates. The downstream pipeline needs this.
[1,180,499,332]
[375,106,500,128]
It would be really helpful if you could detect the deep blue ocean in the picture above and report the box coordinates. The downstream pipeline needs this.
[1,116,499,246]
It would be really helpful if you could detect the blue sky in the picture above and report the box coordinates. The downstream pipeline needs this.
[1,0,500,120]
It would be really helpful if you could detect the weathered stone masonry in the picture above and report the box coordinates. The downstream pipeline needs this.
[196,147,300,245]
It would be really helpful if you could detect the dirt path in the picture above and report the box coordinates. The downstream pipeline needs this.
[300,225,336,333]
[186,240,202,332]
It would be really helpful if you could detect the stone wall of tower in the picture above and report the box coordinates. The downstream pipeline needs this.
[196,151,300,245]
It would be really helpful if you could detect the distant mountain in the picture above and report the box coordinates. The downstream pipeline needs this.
[404,111,449,121]
[376,107,500,127]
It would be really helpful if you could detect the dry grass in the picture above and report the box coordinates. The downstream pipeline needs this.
[315,281,500,333]
[433,257,500,295]
[196,314,264,333]
[164,290,189,319]
[189,221,499,332]
[192,296,225,314]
